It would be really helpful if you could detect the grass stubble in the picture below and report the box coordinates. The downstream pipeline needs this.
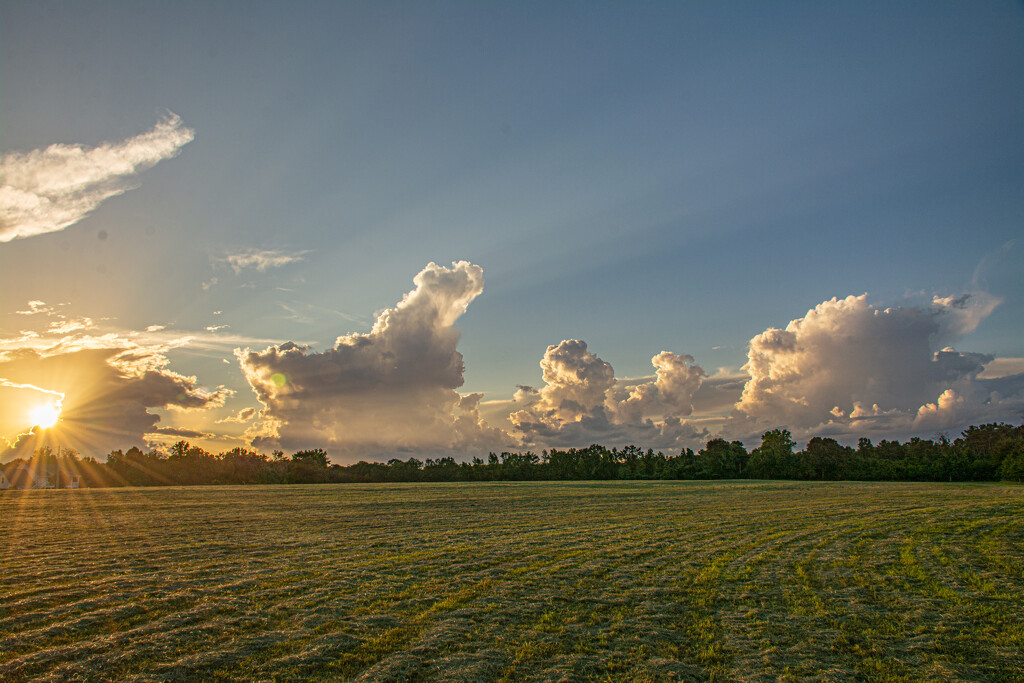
[1,481,1022,681]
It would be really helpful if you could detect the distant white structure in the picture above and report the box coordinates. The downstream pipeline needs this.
[10,465,54,489]
[2,465,80,489]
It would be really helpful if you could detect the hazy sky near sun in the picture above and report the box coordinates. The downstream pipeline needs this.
[1,1,1022,462]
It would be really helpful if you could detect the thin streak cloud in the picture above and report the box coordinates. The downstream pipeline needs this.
[221,249,310,274]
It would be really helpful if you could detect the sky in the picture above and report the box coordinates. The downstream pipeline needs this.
[1,1,1022,463]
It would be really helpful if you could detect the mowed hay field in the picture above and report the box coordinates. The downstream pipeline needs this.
[2,482,1023,682]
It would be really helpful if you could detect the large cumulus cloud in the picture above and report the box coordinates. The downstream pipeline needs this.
[236,261,511,458]
[508,340,709,450]
[501,290,1020,452]
[607,351,706,424]
[0,114,194,242]
[734,293,1022,440]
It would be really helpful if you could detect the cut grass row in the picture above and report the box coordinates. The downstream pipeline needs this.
[1,481,1022,681]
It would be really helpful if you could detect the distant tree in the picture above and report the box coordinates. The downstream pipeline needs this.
[697,439,748,479]
[292,449,329,468]
[748,429,795,479]
[106,446,170,486]
[1001,446,1024,482]
[802,437,851,480]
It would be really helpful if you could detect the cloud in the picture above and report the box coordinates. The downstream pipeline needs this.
[236,261,512,459]
[0,317,287,360]
[221,249,309,274]
[216,407,257,424]
[913,389,966,431]
[48,318,95,334]
[607,351,706,424]
[147,427,216,440]
[931,292,1001,338]
[503,289,1019,452]
[17,300,59,316]
[978,358,1024,379]
[0,114,194,242]
[733,293,1017,440]
[507,341,709,451]
[0,344,230,459]
[509,339,615,430]
[691,371,747,416]
[0,308,264,459]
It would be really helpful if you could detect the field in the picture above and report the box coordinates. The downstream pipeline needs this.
[2,481,1023,682]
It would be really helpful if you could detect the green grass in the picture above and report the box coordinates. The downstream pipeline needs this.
[1,481,1023,681]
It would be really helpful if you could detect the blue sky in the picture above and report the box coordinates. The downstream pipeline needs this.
[1,1,1022,461]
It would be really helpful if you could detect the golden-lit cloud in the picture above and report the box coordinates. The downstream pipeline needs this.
[0,304,250,460]
[733,293,1024,442]
[0,113,193,242]
[0,345,230,460]
[500,289,1024,450]
[0,378,65,449]
[237,261,512,459]
[216,407,257,424]
[3,278,1020,462]
[507,341,709,450]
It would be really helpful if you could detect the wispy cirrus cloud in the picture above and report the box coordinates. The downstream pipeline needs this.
[0,114,194,242]
[221,249,309,274]
[0,302,290,359]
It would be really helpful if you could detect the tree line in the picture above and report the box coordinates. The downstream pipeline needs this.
[2,422,1023,488]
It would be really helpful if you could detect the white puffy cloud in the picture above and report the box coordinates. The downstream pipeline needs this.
[607,351,706,424]
[226,281,1016,455]
[509,339,615,429]
[0,114,194,242]
[913,389,966,431]
[508,341,709,451]
[733,293,1016,440]
[236,261,512,459]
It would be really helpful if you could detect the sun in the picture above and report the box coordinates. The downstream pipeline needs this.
[30,404,61,429]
